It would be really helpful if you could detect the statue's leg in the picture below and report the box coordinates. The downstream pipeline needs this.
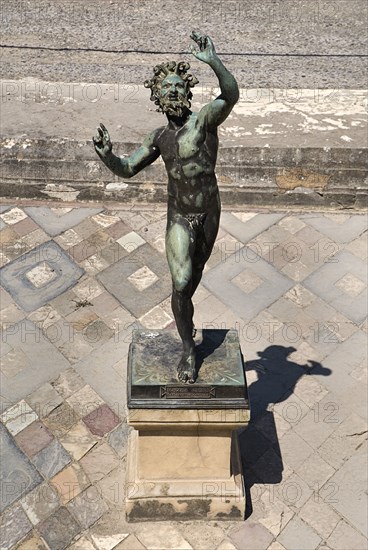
[191,198,221,299]
[166,215,197,383]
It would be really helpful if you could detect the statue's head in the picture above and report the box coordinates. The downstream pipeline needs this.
[144,61,199,117]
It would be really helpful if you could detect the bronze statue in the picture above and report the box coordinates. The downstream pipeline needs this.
[93,31,239,384]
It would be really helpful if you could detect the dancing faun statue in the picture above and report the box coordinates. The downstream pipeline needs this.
[94,31,239,384]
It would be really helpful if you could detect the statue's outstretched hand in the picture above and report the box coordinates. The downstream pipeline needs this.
[93,123,112,158]
[190,31,216,64]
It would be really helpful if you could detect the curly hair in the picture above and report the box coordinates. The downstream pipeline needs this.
[144,61,199,112]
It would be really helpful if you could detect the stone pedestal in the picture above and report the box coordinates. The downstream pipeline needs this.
[126,329,250,521]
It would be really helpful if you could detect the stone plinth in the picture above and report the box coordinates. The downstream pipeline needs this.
[126,329,250,521]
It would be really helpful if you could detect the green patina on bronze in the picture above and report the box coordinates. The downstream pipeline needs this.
[94,31,239,384]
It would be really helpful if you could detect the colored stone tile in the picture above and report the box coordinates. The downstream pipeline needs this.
[91,290,120,316]
[20,482,60,525]
[59,420,98,460]
[128,265,159,291]
[80,442,120,482]
[68,485,108,528]
[44,402,79,438]
[0,423,42,512]
[328,445,367,537]
[106,220,130,239]
[80,254,110,275]
[278,516,321,550]
[25,261,57,287]
[300,497,340,540]
[15,421,54,457]
[139,305,173,329]
[26,382,63,418]
[33,439,71,479]
[0,207,27,225]
[91,533,130,550]
[12,216,40,236]
[82,319,115,348]
[335,272,366,297]
[232,269,264,294]
[82,403,121,437]
[66,384,104,417]
[50,464,90,504]
[0,241,84,312]
[51,368,85,399]
[56,335,94,365]
[68,535,96,550]
[0,302,26,325]
[116,230,146,252]
[327,519,368,550]
[16,533,47,549]
[37,507,81,550]
[22,228,50,248]
[135,525,193,550]
[1,400,38,436]
[115,535,146,550]
[92,211,121,228]
[108,423,129,457]
[0,503,32,549]
[28,304,62,331]
[65,309,98,332]
[1,348,29,378]
[73,277,104,301]
[228,520,273,550]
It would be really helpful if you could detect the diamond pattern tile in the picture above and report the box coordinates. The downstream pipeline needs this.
[24,207,103,237]
[97,243,171,317]
[0,241,84,312]
[220,212,286,242]
[231,269,264,294]
[202,245,294,322]
[301,213,367,243]
[127,265,159,291]
[334,272,366,297]
[304,251,367,323]
[25,262,57,288]
[1,320,70,403]
[116,230,146,252]
[0,206,367,549]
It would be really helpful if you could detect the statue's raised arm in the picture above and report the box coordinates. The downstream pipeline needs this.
[190,30,239,128]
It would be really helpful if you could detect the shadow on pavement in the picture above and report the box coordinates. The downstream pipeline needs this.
[239,345,332,519]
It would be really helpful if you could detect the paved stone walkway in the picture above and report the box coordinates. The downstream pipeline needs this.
[0,204,367,550]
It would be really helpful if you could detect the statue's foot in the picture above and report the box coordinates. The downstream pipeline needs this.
[177,351,197,384]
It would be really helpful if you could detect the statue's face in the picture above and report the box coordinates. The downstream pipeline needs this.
[159,74,190,117]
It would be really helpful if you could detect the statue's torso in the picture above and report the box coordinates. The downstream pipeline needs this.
[156,112,219,213]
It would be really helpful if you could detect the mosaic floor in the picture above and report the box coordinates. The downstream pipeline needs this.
[0,205,367,550]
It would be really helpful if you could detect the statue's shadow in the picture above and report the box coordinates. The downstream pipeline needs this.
[239,345,331,519]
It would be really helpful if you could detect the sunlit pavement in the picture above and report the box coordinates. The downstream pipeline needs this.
[0,204,367,550]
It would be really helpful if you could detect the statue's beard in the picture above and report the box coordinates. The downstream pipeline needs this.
[159,96,191,117]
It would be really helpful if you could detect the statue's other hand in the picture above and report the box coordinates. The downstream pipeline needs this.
[190,30,216,64]
[93,123,112,157]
